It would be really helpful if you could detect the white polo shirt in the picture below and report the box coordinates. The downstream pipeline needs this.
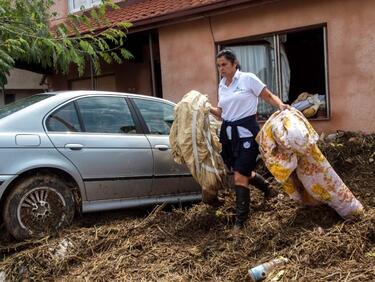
[218,70,265,139]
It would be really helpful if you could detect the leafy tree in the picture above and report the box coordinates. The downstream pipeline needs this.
[0,0,132,87]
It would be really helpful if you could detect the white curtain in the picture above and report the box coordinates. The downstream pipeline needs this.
[230,38,290,118]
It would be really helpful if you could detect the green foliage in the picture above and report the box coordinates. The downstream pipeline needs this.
[0,0,133,87]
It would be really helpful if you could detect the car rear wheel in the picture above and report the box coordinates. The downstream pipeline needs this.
[2,174,75,240]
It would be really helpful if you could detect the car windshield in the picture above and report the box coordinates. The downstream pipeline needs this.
[0,94,52,119]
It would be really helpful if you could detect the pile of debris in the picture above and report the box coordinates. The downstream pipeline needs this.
[0,131,374,281]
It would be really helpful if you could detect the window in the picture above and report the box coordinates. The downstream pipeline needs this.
[133,99,174,135]
[76,96,136,134]
[220,26,328,120]
[0,94,51,120]
[68,0,101,13]
[46,102,82,132]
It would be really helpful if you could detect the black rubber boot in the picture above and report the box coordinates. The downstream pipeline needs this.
[249,173,277,199]
[234,185,250,227]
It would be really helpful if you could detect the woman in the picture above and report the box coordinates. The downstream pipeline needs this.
[210,49,288,228]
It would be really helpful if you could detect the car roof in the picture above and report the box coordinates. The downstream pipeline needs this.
[0,91,176,132]
[49,90,174,104]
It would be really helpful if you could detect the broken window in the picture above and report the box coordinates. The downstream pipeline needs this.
[220,25,329,120]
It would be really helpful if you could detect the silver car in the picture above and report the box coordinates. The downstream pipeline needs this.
[0,91,201,240]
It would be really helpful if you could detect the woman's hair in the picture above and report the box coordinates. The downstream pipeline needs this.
[216,49,240,69]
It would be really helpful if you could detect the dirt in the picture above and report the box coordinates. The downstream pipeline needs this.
[0,131,374,281]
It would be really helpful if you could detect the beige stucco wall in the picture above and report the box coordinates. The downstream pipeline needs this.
[5,69,46,90]
[49,0,69,26]
[0,69,47,106]
[159,19,218,102]
[159,0,375,133]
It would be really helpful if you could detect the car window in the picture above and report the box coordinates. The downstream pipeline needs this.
[46,102,81,132]
[0,94,51,119]
[77,96,136,134]
[133,98,174,135]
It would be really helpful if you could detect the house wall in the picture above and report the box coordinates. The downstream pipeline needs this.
[159,19,218,102]
[159,0,375,133]
[49,0,69,26]
[49,59,152,96]
[5,69,46,90]
[1,69,47,106]
[49,0,124,26]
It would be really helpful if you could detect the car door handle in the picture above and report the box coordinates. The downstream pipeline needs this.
[65,143,83,150]
[154,145,169,151]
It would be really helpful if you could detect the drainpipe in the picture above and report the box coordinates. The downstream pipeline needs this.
[149,32,157,97]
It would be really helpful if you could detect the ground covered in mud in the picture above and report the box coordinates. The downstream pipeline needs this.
[1,131,374,281]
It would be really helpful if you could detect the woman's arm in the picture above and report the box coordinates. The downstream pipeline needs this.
[210,106,222,118]
[260,87,288,111]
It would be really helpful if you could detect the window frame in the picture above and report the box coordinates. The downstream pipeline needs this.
[128,97,176,135]
[75,96,138,134]
[68,0,101,13]
[217,23,330,121]
[45,100,83,132]
[44,95,144,135]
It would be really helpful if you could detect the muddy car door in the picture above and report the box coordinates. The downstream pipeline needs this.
[45,95,154,201]
[130,98,200,196]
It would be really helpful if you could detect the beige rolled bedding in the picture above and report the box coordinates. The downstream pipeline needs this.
[169,90,227,202]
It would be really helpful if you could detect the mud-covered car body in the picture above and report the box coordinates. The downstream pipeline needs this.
[0,91,200,239]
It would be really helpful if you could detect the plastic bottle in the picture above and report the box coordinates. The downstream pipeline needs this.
[248,257,289,282]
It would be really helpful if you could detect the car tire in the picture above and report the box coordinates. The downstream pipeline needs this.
[2,174,75,240]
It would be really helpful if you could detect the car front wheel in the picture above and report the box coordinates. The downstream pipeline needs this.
[2,174,75,240]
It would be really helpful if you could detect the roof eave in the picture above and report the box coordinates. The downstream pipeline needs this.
[94,0,281,34]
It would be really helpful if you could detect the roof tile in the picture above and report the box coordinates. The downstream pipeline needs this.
[113,0,223,22]
[80,0,225,32]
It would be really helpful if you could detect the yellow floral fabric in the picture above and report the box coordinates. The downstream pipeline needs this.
[169,90,226,197]
[256,108,364,219]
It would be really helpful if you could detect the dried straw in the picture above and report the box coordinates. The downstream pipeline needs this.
[0,132,374,281]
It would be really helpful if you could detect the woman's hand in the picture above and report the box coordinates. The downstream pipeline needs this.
[278,103,290,111]
[260,88,290,111]
[210,106,222,118]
